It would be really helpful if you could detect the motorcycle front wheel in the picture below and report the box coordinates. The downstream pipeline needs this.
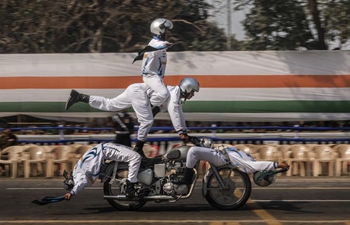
[103,168,147,211]
[205,167,251,210]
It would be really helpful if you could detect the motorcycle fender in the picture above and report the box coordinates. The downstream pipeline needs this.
[201,168,213,197]
[99,162,128,183]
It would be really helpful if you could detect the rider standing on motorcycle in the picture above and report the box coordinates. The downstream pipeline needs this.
[138,18,173,109]
[175,139,290,184]
[63,142,141,200]
[64,77,200,159]
[151,77,200,145]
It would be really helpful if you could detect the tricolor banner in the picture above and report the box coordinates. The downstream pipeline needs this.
[0,51,349,122]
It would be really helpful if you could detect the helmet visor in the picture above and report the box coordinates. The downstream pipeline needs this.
[163,20,173,30]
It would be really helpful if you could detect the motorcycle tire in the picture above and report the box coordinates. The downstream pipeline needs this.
[205,167,251,210]
[103,168,147,211]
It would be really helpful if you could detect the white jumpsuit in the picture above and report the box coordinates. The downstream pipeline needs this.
[141,37,170,107]
[89,83,152,142]
[157,85,187,135]
[70,142,141,196]
[186,146,278,174]
[89,84,188,142]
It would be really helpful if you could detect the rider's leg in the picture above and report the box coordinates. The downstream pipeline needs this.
[175,146,227,184]
[89,90,131,111]
[126,179,137,198]
[143,75,169,107]
[229,151,289,174]
[104,143,142,197]
[65,89,90,110]
[130,87,154,158]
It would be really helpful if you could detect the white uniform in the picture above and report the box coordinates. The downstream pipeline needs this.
[89,84,187,142]
[186,146,278,174]
[141,37,170,107]
[156,85,187,135]
[89,83,152,142]
[70,142,141,195]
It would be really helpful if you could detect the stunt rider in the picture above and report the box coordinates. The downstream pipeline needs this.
[63,142,141,200]
[64,77,200,159]
[174,139,290,184]
[136,18,174,109]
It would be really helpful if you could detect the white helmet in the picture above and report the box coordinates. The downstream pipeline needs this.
[253,171,276,187]
[179,77,200,99]
[150,18,173,36]
[200,138,213,148]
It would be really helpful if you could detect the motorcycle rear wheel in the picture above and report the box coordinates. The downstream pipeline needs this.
[205,167,251,210]
[103,168,147,211]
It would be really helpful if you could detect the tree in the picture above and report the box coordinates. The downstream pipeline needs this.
[323,0,350,49]
[0,0,230,53]
[234,0,350,50]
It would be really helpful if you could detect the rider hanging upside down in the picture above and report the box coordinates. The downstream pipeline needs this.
[63,142,141,200]
[174,138,290,185]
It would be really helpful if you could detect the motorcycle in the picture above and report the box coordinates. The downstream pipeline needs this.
[99,139,288,211]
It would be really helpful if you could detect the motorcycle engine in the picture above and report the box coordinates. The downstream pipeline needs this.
[163,167,189,196]
[163,181,189,195]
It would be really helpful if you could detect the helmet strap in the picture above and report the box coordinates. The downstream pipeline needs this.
[181,90,189,103]
[158,33,166,41]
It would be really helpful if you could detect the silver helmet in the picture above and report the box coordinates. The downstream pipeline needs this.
[150,18,173,36]
[200,138,213,148]
[253,171,276,187]
[179,77,200,99]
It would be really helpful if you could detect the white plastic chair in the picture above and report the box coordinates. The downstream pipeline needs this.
[22,145,52,178]
[311,145,335,177]
[285,145,311,176]
[48,145,73,177]
[277,145,292,160]
[257,145,281,162]
[333,144,350,176]
[0,146,25,178]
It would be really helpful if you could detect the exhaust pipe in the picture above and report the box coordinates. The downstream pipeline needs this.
[104,195,177,201]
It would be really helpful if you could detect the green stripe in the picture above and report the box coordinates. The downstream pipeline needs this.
[0,101,350,113]
[184,101,350,113]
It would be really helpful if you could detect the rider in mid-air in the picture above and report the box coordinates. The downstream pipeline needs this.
[65,77,200,160]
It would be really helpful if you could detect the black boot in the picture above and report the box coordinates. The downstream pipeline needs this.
[152,106,161,117]
[173,168,194,184]
[133,140,146,158]
[125,180,137,198]
[65,89,90,110]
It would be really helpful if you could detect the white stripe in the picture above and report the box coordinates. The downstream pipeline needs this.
[1,52,350,76]
[0,88,350,102]
[0,89,124,102]
[196,88,350,101]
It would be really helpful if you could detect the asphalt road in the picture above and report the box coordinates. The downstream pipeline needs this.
[0,176,350,225]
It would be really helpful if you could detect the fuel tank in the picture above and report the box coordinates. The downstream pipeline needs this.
[165,145,191,161]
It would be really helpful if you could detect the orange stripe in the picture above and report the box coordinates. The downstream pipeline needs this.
[1,75,350,89]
